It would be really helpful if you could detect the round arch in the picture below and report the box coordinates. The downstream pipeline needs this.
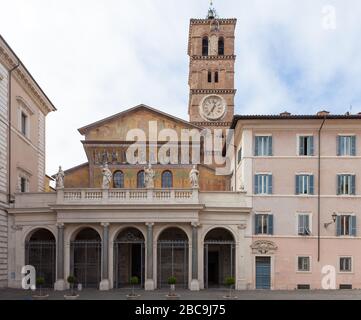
[25,228,56,288]
[113,227,145,288]
[69,225,102,242]
[203,227,236,289]
[157,227,189,289]
[24,226,56,243]
[70,227,102,288]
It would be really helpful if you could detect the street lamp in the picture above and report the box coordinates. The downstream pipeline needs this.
[324,212,337,229]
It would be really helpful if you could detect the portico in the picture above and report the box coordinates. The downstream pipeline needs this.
[7,188,252,291]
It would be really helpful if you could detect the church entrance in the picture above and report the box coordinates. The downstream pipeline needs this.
[113,228,145,288]
[25,229,56,288]
[157,228,189,289]
[70,228,101,288]
[204,228,235,288]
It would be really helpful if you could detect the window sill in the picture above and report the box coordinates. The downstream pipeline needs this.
[338,271,353,274]
[296,271,312,274]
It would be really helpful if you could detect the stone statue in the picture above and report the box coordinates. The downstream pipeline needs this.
[101,164,112,189]
[55,166,65,189]
[144,163,155,189]
[189,165,200,189]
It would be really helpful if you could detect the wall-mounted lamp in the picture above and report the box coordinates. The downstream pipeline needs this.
[324,212,337,228]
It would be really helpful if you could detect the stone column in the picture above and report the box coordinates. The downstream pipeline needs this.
[145,222,155,290]
[54,223,66,291]
[100,222,110,291]
[190,222,200,291]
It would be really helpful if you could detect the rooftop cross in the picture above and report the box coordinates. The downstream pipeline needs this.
[207,0,218,19]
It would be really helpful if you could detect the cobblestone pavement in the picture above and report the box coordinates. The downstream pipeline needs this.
[0,288,361,300]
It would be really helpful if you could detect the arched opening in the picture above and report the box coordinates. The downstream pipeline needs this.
[218,37,224,55]
[161,171,173,188]
[208,71,212,83]
[157,227,189,288]
[25,229,56,288]
[70,228,101,288]
[215,71,219,83]
[202,37,209,56]
[113,228,145,288]
[137,170,145,189]
[113,171,124,188]
[204,228,235,288]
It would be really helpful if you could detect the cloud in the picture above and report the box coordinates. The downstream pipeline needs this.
[0,0,360,174]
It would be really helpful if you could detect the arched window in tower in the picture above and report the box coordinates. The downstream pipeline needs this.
[202,37,209,56]
[208,71,212,83]
[215,71,219,83]
[161,170,173,189]
[218,37,224,55]
[113,171,124,188]
[137,170,145,189]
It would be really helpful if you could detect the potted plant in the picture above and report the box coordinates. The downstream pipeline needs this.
[64,275,79,300]
[223,276,237,300]
[126,276,140,300]
[32,277,49,300]
[166,276,179,300]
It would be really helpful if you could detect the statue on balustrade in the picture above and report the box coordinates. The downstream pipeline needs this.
[189,165,199,189]
[102,163,113,189]
[144,163,155,189]
[55,166,65,190]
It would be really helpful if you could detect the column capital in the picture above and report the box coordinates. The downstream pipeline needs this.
[56,223,65,228]
[191,222,201,228]
[146,222,155,227]
[101,222,110,228]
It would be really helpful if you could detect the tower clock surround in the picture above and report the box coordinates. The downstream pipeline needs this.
[199,94,227,121]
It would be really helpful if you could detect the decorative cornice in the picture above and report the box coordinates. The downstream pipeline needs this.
[191,121,232,127]
[190,18,237,25]
[191,55,236,61]
[0,35,57,115]
[191,89,236,95]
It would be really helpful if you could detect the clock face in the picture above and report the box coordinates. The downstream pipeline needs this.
[200,95,226,121]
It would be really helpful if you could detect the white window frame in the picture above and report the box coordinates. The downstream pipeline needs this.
[297,134,314,156]
[339,256,353,273]
[338,174,355,195]
[338,134,355,156]
[297,256,312,273]
[255,172,272,195]
[254,134,272,157]
[296,212,312,236]
[340,214,350,236]
[255,212,271,235]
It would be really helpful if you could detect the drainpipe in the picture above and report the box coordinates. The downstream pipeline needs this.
[7,61,20,204]
[317,116,326,262]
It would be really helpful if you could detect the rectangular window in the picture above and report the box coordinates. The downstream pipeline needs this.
[337,175,356,195]
[340,257,352,272]
[336,215,356,236]
[21,112,27,136]
[298,214,311,236]
[298,256,310,272]
[255,214,274,235]
[208,71,212,83]
[20,177,27,193]
[254,174,273,194]
[299,136,314,156]
[337,136,356,156]
[254,136,272,156]
[295,175,314,195]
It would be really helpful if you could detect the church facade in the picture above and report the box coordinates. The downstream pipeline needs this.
[5,7,361,292]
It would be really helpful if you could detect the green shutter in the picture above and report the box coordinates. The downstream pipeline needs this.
[351,216,357,236]
[336,216,341,236]
[309,136,314,156]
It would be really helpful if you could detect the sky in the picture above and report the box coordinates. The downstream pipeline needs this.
[1,0,361,175]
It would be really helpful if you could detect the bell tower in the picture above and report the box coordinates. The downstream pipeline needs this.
[188,3,236,128]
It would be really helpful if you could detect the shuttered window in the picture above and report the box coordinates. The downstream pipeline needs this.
[336,215,356,236]
[254,174,273,194]
[255,136,273,156]
[295,175,314,195]
[337,136,356,156]
[299,136,314,156]
[337,175,356,195]
[255,214,274,235]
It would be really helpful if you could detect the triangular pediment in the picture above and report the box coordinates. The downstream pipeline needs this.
[78,104,202,141]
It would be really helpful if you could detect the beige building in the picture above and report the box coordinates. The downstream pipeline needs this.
[0,35,56,287]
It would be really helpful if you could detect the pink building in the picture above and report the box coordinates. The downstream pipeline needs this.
[231,112,361,289]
